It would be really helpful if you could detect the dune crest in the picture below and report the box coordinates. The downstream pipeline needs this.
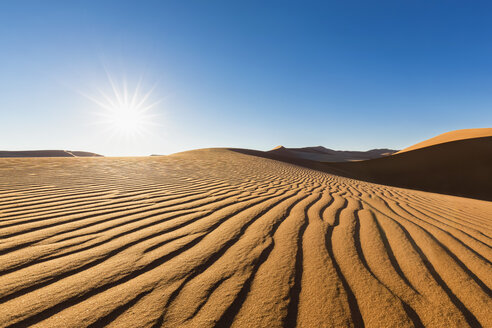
[0,149,490,327]
[272,145,286,150]
[0,150,102,158]
[397,128,492,154]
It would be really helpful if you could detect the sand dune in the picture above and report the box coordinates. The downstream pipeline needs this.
[396,128,492,154]
[236,136,492,201]
[0,149,490,327]
[0,150,102,158]
[269,146,397,162]
[319,137,492,201]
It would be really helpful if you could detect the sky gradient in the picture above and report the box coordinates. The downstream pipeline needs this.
[1,1,491,156]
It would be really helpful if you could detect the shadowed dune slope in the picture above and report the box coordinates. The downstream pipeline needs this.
[234,136,492,201]
[397,128,492,154]
[0,150,102,158]
[0,149,490,327]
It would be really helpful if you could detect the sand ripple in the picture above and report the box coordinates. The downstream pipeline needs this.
[0,149,490,327]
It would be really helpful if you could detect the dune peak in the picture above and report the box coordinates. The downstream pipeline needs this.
[271,145,286,150]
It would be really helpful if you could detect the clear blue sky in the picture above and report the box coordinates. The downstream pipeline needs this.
[1,1,491,156]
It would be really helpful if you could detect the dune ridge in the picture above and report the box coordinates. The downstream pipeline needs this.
[0,150,102,158]
[396,128,492,154]
[0,149,490,327]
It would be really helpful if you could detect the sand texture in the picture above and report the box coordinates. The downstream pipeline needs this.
[0,149,491,327]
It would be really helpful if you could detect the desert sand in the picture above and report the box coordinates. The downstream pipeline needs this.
[0,148,490,327]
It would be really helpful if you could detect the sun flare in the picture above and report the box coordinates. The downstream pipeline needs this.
[85,73,160,138]
[103,102,150,136]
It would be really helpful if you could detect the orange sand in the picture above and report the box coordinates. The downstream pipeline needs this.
[0,149,490,327]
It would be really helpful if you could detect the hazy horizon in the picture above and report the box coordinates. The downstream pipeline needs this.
[2,1,491,156]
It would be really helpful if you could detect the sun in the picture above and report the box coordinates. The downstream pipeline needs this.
[84,73,160,138]
[102,100,151,136]
[109,105,143,132]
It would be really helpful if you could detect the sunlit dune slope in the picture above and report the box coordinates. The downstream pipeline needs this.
[235,136,492,201]
[0,150,102,157]
[397,128,492,154]
[0,149,490,327]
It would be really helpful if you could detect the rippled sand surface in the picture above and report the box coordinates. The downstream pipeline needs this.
[0,149,490,327]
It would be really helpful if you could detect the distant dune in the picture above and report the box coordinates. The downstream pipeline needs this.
[0,149,490,327]
[397,128,492,154]
[0,150,102,157]
[69,151,103,157]
[269,145,397,162]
